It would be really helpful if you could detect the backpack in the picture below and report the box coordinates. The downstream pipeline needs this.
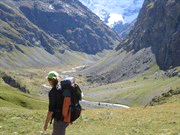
[61,80,82,123]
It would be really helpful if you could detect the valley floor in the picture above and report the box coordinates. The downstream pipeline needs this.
[82,65,180,107]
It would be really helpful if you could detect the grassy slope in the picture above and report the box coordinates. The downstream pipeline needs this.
[0,76,48,135]
[68,95,180,135]
[0,46,97,69]
[83,64,180,106]
[0,95,179,135]
[0,78,47,109]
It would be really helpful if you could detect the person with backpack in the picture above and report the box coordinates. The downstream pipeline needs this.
[44,71,82,135]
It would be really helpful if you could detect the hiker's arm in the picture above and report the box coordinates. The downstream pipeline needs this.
[44,91,55,131]
[44,111,53,131]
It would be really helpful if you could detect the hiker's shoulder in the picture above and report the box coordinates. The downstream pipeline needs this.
[49,85,63,94]
[49,87,56,95]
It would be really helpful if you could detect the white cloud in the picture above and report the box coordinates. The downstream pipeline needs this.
[107,13,124,27]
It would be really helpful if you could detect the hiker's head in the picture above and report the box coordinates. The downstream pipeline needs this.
[47,71,59,87]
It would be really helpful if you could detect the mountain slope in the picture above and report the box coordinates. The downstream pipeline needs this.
[0,0,120,68]
[17,0,120,54]
[81,48,155,84]
[0,1,63,55]
[117,0,180,70]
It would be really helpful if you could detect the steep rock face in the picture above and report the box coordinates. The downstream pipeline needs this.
[117,0,180,70]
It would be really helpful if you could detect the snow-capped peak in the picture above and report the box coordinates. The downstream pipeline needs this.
[79,0,144,27]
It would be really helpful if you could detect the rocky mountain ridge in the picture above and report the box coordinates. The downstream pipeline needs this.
[117,0,180,70]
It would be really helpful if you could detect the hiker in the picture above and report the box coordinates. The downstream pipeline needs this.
[44,71,82,135]
[44,71,69,135]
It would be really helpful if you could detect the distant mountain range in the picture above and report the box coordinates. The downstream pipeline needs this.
[79,0,144,33]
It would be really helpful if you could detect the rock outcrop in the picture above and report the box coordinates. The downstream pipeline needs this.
[149,89,180,106]
[2,74,30,93]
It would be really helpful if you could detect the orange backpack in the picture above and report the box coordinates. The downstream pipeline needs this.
[61,80,82,123]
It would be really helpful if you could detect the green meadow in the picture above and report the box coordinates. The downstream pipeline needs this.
[0,65,180,135]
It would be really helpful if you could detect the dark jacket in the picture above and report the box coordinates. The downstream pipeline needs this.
[48,85,64,121]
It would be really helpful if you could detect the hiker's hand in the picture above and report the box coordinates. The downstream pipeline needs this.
[44,123,48,131]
